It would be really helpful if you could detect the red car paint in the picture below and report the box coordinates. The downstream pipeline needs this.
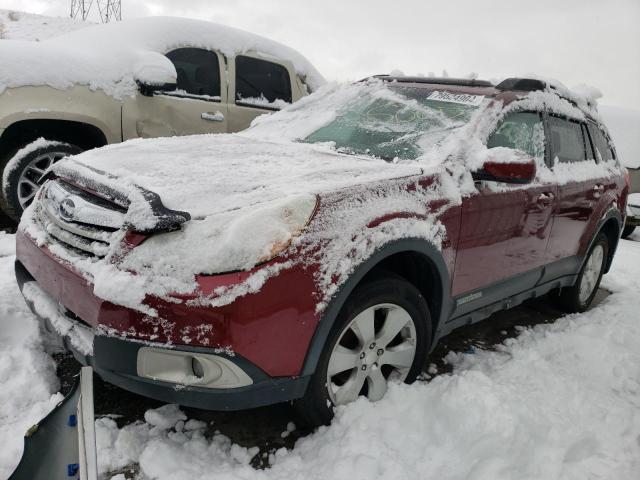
[15,80,628,384]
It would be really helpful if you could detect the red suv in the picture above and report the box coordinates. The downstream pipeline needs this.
[15,76,628,426]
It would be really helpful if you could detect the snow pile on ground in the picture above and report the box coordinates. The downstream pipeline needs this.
[0,16,324,99]
[92,236,640,479]
[0,232,62,479]
[0,9,87,41]
[599,105,640,169]
[1,235,639,479]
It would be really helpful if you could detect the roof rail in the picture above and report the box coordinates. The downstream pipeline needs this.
[496,77,597,111]
[369,75,494,87]
[495,77,552,92]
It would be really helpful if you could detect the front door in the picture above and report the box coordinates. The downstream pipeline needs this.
[452,111,555,297]
[123,48,228,140]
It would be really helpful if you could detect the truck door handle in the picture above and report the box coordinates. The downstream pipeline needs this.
[201,111,225,122]
[536,192,555,206]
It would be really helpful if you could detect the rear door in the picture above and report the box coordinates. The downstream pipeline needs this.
[123,48,229,139]
[226,54,295,132]
[545,115,603,262]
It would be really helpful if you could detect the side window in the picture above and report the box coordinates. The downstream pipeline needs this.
[235,56,292,108]
[487,111,545,161]
[582,124,596,160]
[547,116,587,164]
[165,48,220,99]
[587,124,615,162]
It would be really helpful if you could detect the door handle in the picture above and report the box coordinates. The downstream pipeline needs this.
[536,192,555,206]
[201,111,225,122]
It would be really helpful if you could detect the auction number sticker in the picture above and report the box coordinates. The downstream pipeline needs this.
[427,90,485,106]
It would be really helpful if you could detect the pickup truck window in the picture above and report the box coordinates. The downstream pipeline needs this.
[165,48,221,100]
[235,55,292,107]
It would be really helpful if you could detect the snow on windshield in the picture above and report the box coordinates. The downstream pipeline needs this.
[247,80,486,161]
[303,85,483,161]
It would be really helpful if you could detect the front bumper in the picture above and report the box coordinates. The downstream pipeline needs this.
[15,259,310,411]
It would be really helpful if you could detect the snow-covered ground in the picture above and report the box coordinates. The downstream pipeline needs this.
[1,230,639,479]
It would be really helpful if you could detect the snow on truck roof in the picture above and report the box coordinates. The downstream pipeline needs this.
[0,16,325,98]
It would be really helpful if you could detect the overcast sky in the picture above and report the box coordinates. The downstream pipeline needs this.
[1,0,639,109]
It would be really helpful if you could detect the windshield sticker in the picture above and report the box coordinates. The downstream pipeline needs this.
[427,90,485,106]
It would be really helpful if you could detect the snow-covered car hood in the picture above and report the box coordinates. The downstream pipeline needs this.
[24,134,425,310]
[52,134,423,223]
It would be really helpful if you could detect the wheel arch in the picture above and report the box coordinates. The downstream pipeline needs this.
[300,238,451,377]
[584,208,622,274]
[598,213,622,273]
[0,119,108,158]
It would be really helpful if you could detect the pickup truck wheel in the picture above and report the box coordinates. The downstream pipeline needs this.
[293,274,431,428]
[553,233,609,313]
[0,141,81,220]
[621,225,636,239]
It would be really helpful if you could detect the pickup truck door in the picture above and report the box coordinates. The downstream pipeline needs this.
[122,48,228,140]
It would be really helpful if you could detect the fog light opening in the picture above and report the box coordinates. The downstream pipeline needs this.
[191,357,205,379]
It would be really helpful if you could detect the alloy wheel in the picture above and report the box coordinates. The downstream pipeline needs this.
[326,303,417,405]
[17,151,66,209]
[578,244,604,303]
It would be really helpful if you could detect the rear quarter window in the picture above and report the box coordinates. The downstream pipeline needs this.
[588,123,615,162]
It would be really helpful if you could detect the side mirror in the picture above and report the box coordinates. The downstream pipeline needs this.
[136,80,177,97]
[472,151,536,184]
[133,52,177,97]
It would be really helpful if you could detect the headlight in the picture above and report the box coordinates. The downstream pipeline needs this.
[120,194,318,277]
[224,193,318,264]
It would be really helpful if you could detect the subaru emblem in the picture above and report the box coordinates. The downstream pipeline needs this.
[59,197,76,221]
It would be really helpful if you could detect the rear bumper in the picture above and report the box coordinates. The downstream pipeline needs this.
[14,258,310,411]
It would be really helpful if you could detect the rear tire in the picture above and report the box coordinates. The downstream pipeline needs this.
[0,140,81,221]
[552,233,609,313]
[621,225,636,239]
[292,274,431,428]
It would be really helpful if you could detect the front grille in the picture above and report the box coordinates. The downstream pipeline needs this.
[35,180,127,258]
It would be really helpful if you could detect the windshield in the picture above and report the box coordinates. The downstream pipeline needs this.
[303,85,485,161]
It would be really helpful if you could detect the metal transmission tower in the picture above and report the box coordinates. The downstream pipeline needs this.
[71,0,122,23]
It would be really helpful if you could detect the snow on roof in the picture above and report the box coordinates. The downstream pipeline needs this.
[0,16,325,98]
[0,9,87,41]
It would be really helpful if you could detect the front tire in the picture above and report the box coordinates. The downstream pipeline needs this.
[293,274,431,427]
[553,233,609,313]
[0,140,81,220]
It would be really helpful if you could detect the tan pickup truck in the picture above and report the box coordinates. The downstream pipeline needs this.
[0,16,324,220]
